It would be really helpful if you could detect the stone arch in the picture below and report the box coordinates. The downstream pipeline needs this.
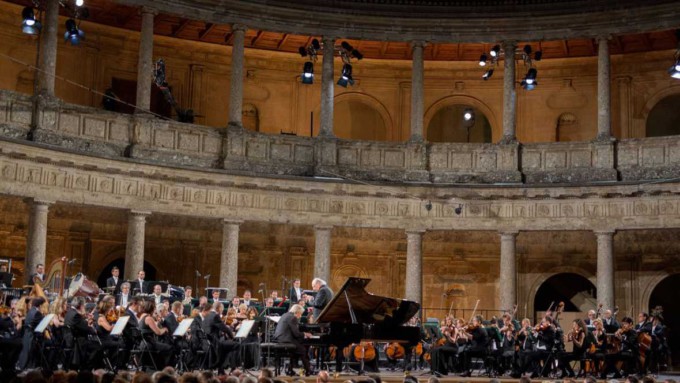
[636,84,680,137]
[424,95,498,142]
[645,93,680,137]
[311,92,395,141]
[640,266,680,313]
[526,266,596,318]
[556,112,581,142]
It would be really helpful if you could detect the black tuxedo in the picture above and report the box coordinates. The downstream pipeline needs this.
[603,317,620,333]
[64,307,99,369]
[311,285,333,320]
[274,312,311,372]
[17,306,44,368]
[106,276,122,294]
[131,279,147,295]
[202,311,237,369]
[163,312,180,336]
[289,286,303,303]
[28,272,44,285]
[64,308,96,338]
[116,293,131,308]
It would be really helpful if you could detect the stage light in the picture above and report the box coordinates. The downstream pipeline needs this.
[534,50,543,61]
[479,54,488,66]
[21,7,41,35]
[337,63,354,87]
[351,49,363,60]
[341,41,353,51]
[301,61,314,84]
[298,47,308,57]
[64,19,84,45]
[490,45,501,58]
[523,44,532,55]
[463,108,474,121]
[669,60,680,79]
[75,0,84,6]
[311,39,320,50]
[524,68,537,85]
[482,69,494,80]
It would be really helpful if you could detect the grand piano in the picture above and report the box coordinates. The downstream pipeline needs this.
[302,277,421,371]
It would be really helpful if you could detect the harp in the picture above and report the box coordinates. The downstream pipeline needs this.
[33,257,67,296]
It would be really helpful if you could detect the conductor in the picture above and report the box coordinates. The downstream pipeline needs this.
[306,277,333,321]
[273,304,313,375]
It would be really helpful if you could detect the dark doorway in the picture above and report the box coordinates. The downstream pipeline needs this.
[535,272,597,314]
[649,273,680,369]
[109,78,172,118]
[646,94,680,137]
[96,258,157,288]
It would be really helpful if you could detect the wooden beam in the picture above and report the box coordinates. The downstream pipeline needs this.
[276,33,290,50]
[432,44,440,60]
[224,32,234,45]
[456,43,463,60]
[561,40,570,56]
[199,23,215,40]
[172,19,191,37]
[115,8,139,26]
[589,38,596,56]
[251,30,264,46]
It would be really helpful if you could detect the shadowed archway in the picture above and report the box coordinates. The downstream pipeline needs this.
[649,273,680,368]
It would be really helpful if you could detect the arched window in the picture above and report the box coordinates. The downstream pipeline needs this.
[556,112,580,142]
[426,105,491,143]
[333,99,388,141]
[646,94,680,137]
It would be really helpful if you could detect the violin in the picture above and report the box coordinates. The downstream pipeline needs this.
[106,308,119,323]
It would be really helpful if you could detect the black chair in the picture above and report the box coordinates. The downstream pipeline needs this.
[260,342,296,376]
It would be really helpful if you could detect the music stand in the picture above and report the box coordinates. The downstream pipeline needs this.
[110,316,130,336]
[173,318,193,337]
[235,320,259,373]
[34,314,55,369]
[173,318,194,373]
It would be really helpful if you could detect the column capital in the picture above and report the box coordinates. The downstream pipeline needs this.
[231,24,248,33]
[596,35,612,43]
[223,219,244,225]
[139,6,158,16]
[129,210,151,217]
[24,198,54,207]
[502,40,518,50]
[405,229,426,235]
[594,229,616,236]
[314,225,333,231]
[410,40,427,49]
[499,230,520,238]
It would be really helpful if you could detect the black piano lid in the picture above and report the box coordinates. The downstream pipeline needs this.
[315,277,420,326]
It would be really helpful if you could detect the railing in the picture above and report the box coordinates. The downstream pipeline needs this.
[2,89,680,185]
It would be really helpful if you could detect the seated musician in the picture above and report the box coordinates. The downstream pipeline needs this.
[511,318,536,378]
[430,315,459,376]
[17,296,45,369]
[139,300,173,367]
[0,299,22,372]
[559,319,589,378]
[96,295,125,369]
[601,316,637,379]
[120,296,141,353]
[647,313,667,374]
[458,315,489,377]
[116,282,131,308]
[151,284,163,306]
[498,319,516,374]
[264,297,274,308]
[527,315,557,378]
[242,290,255,307]
[589,318,607,373]
[164,301,189,364]
[202,301,239,374]
[182,286,193,311]
[231,296,241,308]
[64,296,101,370]
[603,309,620,333]
[273,303,313,376]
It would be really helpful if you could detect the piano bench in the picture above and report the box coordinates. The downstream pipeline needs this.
[260,343,297,376]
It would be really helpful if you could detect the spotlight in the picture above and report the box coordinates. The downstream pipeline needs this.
[524,68,537,84]
[523,44,532,55]
[669,60,680,79]
[64,19,85,45]
[311,39,321,50]
[75,0,84,6]
[479,54,488,66]
[341,41,353,51]
[337,64,354,87]
[301,61,314,84]
[298,47,308,57]
[463,108,474,121]
[351,49,363,60]
[490,45,501,58]
[534,50,543,61]
[482,69,494,80]
[21,7,41,35]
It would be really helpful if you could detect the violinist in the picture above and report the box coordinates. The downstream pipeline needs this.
[0,300,22,372]
[64,296,100,370]
[590,318,607,364]
[202,301,239,374]
[96,295,124,369]
[511,318,535,378]
[139,300,173,367]
[17,296,45,369]
[559,319,588,378]
[164,301,188,362]
[459,315,489,377]
[430,316,459,376]
[498,319,516,374]
[601,316,636,379]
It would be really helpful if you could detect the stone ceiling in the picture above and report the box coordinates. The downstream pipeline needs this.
[4,0,680,60]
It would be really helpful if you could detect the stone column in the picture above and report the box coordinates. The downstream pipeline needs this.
[409,41,426,142]
[135,7,156,113]
[124,211,150,281]
[405,230,424,304]
[25,199,51,284]
[313,226,333,282]
[501,41,517,143]
[595,230,615,310]
[596,36,612,140]
[228,24,247,128]
[38,0,59,97]
[319,36,335,138]
[221,220,242,298]
[499,231,519,312]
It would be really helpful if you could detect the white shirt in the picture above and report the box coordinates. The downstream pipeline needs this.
[120,294,128,307]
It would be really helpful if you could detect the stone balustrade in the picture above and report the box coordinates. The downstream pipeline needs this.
[2,89,680,185]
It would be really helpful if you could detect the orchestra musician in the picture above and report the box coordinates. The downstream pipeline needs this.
[202,301,239,374]
[96,294,125,369]
[458,315,489,377]
[151,284,163,305]
[430,315,460,376]
[139,300,173,368]
[584,310,597,327]
[28,263,45,285]
[647,313,667,374]
[64,296,100,370]
[17,296,45,369]
[106,266,122,295]
[182,286,193,306]
[116,282,131,308]
[307,278,333,321]
[273,304,313,375]
[559,319,588,378]
[210,289,223,305]
[242,290,254,307]
[601,316,637,379]
[511,318,536,378]
[289,278,303,303]
[131,270,147,295]
[602,309,620,333]
[0,299,22,373]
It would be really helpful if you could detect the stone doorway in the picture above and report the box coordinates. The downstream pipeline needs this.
[534,272,597,320]
[646,94,680,137]
[96,258,158,289]
[649,273,680,369]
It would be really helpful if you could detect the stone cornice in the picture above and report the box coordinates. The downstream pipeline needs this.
[1,140,680,232]
[115,0,680,43]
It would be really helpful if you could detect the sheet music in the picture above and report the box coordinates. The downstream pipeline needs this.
[266,315,281,323]
[110,316,130,336]
[35,314,55,333]
[235,319,255,338]
[174,318,193,337]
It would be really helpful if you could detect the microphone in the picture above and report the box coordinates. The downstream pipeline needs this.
[195,270,201,277]
[68,259,78,265]
[203,274,211,280]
